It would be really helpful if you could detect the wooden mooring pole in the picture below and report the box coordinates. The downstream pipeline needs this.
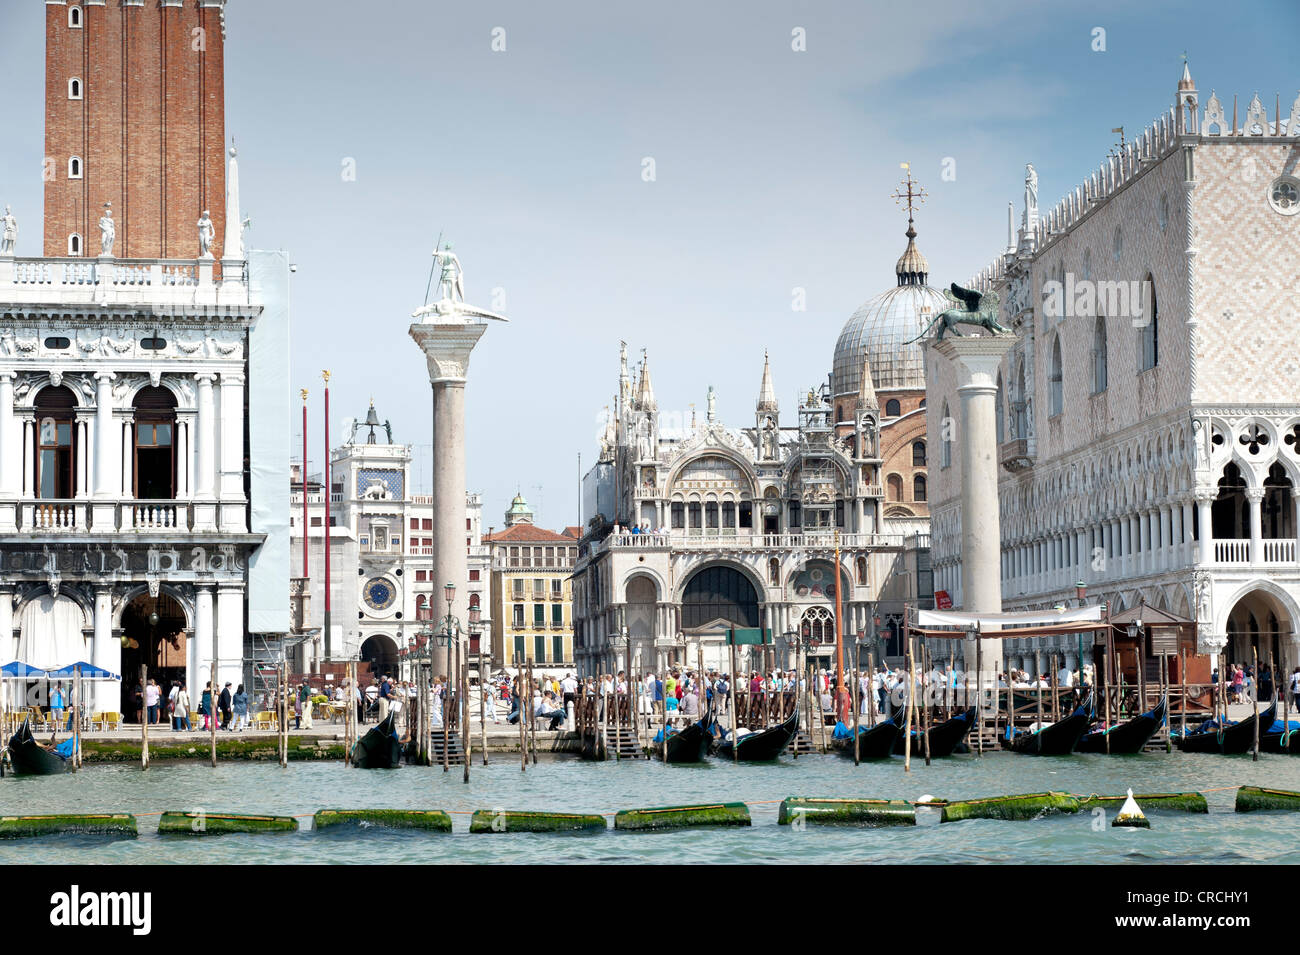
[140,664,149,770]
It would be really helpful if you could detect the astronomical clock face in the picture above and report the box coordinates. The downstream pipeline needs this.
[362,577,397,612]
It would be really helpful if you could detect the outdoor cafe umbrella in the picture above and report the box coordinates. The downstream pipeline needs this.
[46,662,121,681]
[0,662,49,739]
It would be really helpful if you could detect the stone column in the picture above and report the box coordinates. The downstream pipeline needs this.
[193,374,217,531]
[91,372,119,529]
[92,588,118,712]
[218,372,246,532]
[1293,491,1300,562]
[1247,488,1264,564]
[1138,509,1150,575]
[410,310,491,676]
[0,585,13,665]
[1196,492,1214,565]
[193,585,214,698]
[930,334,1018,684]
[0,372,16,531]
[217,583,244,691]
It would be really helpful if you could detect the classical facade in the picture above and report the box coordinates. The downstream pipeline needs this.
[927,66,1300,674]
[572,250,938,675]
[288,406,490,681]
[0,188,290,716]
[483,494,579,672]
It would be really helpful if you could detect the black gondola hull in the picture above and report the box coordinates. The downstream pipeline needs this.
[1174,703,1277,755]
[714,710,799,761]
[5,720,71,776]
[1001,704,1093,756]
[892,708,978,758]
[661,720,712,763]
[351,713,402,769]
[835,718,902,760]
[1078,697,1167,754]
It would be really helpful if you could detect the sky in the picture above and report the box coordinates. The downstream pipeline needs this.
[1,0,1297,531]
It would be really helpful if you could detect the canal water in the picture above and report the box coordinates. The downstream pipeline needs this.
[4,752,1300,864]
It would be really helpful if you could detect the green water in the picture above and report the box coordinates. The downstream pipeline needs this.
[3,752,1300,864]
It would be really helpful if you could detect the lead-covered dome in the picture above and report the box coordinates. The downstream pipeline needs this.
[833,219,948,396]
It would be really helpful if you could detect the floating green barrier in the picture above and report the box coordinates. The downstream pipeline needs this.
[614,802,751,831]
[1235,786,1300,812]
[1076,792,1207,814]
[0,813,138,839]
[777,797,915,826]
[157,811,298,835]
[468,810,606,833]
[313,809,451,832]
[941,791,1079,822]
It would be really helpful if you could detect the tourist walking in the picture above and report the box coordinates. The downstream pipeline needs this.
[146,679,161,725]
[200,682,213,730]
[218,682,233,730]
[233,683,249,731]
[167,681,181,729]
[50,683,65,727]
[175,683,191,731]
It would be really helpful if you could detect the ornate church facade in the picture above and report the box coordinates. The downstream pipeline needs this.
[927,66,1300,675]
[572,208,949,675]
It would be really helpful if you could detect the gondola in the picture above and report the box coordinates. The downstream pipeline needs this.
[892,707,978,758]
[1001,697,1094,755]
[1259,718,1300,754]
[351,712,402,769]
[4,719,72,776]
[658,718,713,763]
[833,712,903,760]
[713,709,799,762]
[1173,701,1277,755]
[1077,696,1167,754]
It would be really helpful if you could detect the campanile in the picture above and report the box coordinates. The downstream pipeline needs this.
[43,0,227,260]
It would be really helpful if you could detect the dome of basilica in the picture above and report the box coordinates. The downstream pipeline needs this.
[832,221,949,396]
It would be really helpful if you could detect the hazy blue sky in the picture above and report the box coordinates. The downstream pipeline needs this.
[2,1,1297,530]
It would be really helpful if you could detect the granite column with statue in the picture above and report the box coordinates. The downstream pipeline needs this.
[930,329,1017,688]
[409,246,506,677]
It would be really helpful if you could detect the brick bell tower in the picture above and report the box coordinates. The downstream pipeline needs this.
[43,0,227,260]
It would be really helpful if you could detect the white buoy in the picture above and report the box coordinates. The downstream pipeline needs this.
[1112,788,1150,829]
[914,793,942,827]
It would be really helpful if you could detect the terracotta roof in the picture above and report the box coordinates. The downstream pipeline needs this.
[483,524,576,544]
[562,526,582,539]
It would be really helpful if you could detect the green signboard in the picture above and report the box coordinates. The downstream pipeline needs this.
[727,628,773,646]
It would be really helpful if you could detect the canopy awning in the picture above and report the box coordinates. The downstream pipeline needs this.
[0,661,49,678]
[45,661,121,681]
[911,620,1104,638]
[914,606,1102,630]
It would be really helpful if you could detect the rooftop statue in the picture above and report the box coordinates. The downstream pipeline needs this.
[907,283,1010,342]
[99,204,115,256]
[1,205,16,254]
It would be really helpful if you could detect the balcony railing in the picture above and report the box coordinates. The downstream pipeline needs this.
[0,255,251,308]
[1214,539,1250,563]
[598,531,910,553]
[11,499,201,533]
[1265,539,1297,563]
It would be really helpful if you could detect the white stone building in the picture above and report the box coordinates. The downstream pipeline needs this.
[572,333,933,677]
[289,406,490,681]
[927,67,1300,675]
[0,152,290,716]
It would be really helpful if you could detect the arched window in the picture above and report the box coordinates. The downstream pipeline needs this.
[132,386,177,499]
[1014,359,1027,438]
[68,78,82,99]
[68,156,81,179]
[911,440,926,466]
[1092,314,1108,393]
[35,386,77,499]
[67,233,81,256]
[768,557,780,586]
[886,473,903,501]
[855,556,867,585]
[913,474,927,502]
[415,594,429,621]
[1212,461,1247,540]
[69,5,82,28]
[885,398,901,417]
[1138,275,1158,371]
[943,400,954,466]
[1048,334,1063,417]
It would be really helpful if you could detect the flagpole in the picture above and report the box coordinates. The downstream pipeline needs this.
[322,370,332,668]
